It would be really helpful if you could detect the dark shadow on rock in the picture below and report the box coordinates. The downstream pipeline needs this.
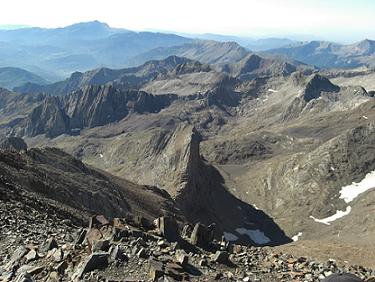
[176,157,292,246]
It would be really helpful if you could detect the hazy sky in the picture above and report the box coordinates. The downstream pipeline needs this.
[1,0,375,42]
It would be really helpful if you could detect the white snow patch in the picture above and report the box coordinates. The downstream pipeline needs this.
[236,228,270,244]
[339,170,375,203]
[268,89,278,93]
[330,166,336,171]
[362,115,368,120]
[99,154,104,158]
[223,232,239,242]
[263,98,268,102]
[292,232,303,242]
[309,206,351,225]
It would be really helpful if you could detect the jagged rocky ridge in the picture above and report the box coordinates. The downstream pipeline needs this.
[14,56,212,96]
[14,55,312,96]
[8,85,176,138]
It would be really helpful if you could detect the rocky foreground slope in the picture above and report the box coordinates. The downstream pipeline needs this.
[0,141,373,281]
[1,200,374,281]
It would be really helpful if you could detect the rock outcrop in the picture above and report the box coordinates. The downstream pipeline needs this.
[64,85,175,129]
[283,74,371,120]
[219,53,305,80]
[7,86,176,138]
[0,137,27,152]
[10,96,70,138]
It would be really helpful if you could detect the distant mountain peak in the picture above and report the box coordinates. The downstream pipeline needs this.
[0,67,48,90]
[351,39,375,55]
[67,20,110,28]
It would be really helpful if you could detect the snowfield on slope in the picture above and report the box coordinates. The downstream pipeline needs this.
[310,206,352,225]
[292,232,303,242]
[223,232,239,242]
[339,170,375,203]
[235,228,271,244]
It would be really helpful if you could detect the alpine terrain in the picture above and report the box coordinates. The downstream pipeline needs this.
[0,18,375,282]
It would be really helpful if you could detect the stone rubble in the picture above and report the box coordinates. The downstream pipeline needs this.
[1,205,375,282]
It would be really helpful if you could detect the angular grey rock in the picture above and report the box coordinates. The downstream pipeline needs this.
[52,248,64,262]
[14,273,34,282]
[136,248,148,259]
[181,224,192,239]
[5,246,28,270]
[73,252,109,279]
[190,223,212,248]
[40,237,58,253]
[56,261,68,275]
[92,239,111,252]
[175,250,188,267]
[154,216,179,242]
[25,250,38,263]
[108,245,126,263]
[75,229,87,245]
[149,260,165,281]
[212,251,230,264]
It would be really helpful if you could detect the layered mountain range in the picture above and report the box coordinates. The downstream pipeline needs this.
[1,52,375,249]
[1,22,375,280]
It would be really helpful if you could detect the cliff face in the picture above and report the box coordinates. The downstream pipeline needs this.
[9,86,175,138]
[172,127,289,245]
[10,96,70,138]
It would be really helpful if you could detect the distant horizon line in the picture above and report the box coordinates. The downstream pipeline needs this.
[0,20,374,44]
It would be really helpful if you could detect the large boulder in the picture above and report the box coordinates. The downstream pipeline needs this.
[154,216,180,242]
[190,223,215,249]
[73,252,109,279]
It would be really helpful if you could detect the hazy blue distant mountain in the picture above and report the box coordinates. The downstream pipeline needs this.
[182,33,255,47]
[128,40,250,66]
[0,67,48,90]
[0,21,125,44]
[264,39,375,68]
[0,25,30,30]
[180,33,297,51]
[246,38,296,51]
[0,21,192,80]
